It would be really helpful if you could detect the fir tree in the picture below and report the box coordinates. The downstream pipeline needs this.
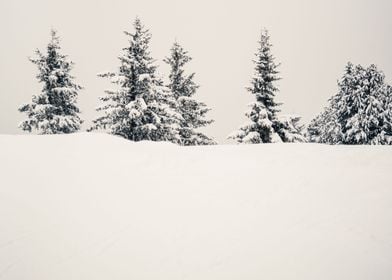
[343,64,389,144]
[90,18,181,142]
[164,42,215,145]
[19,30,83,134]
[308,63,392,145]
[307,112,324,143]
[229,29,282,143]
[307,106,341,144]
[380,84,392,143]
[277,115,306,143]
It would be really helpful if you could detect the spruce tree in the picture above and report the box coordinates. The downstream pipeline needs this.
[307,106,341,144]
[164,42,215,145]
[19,30,83,134]
[380,84,392,143]
[229,29,282,143]
[343,64,389,144]
[90,18,181,142]
[307,112,324,143]
[277,115,306,143]
[308,63,392,145]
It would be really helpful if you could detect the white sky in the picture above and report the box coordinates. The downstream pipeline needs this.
[0,0,391,143]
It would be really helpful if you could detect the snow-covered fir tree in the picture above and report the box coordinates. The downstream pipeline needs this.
[164,41,215,145]
[306,106,341,144]
[90,18,181,142]
[307,112,324,143]
[229,29,304,143]
[19,30,83,134]
[342,64,391,144]
[307,63,392,145]
[277,115,307,143]
[381,84,392,142]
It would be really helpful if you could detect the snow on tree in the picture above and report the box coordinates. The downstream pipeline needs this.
[344,65,392,144]
[307,63,392,145]
[307,106,341,144]
[380,84,392,144]
[229,29,283,143]
[277,115,307,143]
[307,113,323,143]
[19,30,83,134]
[90,18,181,142]
[164,41,215,145]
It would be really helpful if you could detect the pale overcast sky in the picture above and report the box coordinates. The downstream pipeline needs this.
[0,0,391,143]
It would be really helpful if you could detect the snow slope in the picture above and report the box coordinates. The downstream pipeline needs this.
[0,133,391,280]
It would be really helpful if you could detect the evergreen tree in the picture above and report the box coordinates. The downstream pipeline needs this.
[307,106,341,144]
[308,63,392,145]
[229,29,282,143]
[90,18,181,142]
[277,115,307,143]
[380,84,392,143]
[343,64,389,144]
[307,112,324,143]
[164,42,215,145]
[19,30,83,134]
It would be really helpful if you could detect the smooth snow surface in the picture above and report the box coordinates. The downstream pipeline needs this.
[0,133,391,280]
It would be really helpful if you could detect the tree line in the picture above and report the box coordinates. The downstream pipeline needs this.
[19,18,392,145]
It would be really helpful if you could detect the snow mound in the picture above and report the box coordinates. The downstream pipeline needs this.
[0,133,391,280]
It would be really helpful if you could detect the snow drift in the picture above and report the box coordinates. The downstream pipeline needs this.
[0,133,391,280]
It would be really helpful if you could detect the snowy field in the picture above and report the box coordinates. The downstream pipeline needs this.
[0,133,391,280]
